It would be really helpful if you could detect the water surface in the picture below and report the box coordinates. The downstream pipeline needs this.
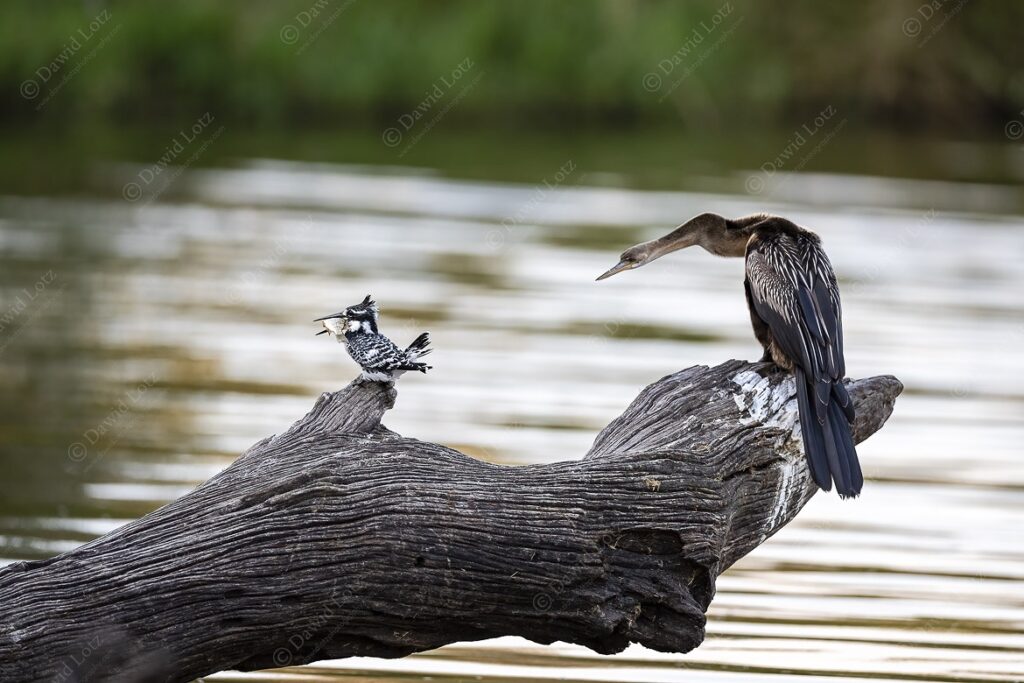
[1,144,1022,682]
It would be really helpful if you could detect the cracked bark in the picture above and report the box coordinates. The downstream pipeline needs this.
[0,360,902,683]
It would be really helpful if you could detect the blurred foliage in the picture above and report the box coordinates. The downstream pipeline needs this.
[0,0,1022,132]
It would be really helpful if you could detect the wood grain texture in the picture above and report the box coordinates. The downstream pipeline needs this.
[0,361,902,683]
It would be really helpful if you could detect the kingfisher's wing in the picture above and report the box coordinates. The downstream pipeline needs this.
[745,232,852,419]
[347,335,405,370]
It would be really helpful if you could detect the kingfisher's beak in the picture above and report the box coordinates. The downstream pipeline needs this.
[314,313,347,336]
[596,259,636,281]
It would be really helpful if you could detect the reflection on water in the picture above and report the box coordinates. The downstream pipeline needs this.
[1,156,1022,682]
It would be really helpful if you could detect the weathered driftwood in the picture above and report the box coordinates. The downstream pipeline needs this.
[0,360,901,683]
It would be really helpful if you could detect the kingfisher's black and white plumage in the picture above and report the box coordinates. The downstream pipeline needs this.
[596,213,862,498]
[314,295,432,383]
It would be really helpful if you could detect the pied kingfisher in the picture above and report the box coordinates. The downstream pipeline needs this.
[314,295,432,383]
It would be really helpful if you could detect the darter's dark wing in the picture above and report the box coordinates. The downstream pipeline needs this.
[745,231,861,496]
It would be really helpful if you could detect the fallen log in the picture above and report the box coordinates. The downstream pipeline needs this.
[0,360,902,683]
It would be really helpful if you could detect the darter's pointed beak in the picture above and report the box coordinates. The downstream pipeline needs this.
[596,260,635,281]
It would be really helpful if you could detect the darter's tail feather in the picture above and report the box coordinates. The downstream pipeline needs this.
[795,368,862,498]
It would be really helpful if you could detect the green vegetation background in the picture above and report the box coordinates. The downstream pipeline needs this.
[2,0,1022,133]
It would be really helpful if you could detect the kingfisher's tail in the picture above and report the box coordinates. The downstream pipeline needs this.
[795,368,863,498]
[405,332,432,361]
[402,361,431,374]
[401,332,432,373]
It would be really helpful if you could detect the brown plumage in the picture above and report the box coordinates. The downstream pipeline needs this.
[597,213,862,497]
